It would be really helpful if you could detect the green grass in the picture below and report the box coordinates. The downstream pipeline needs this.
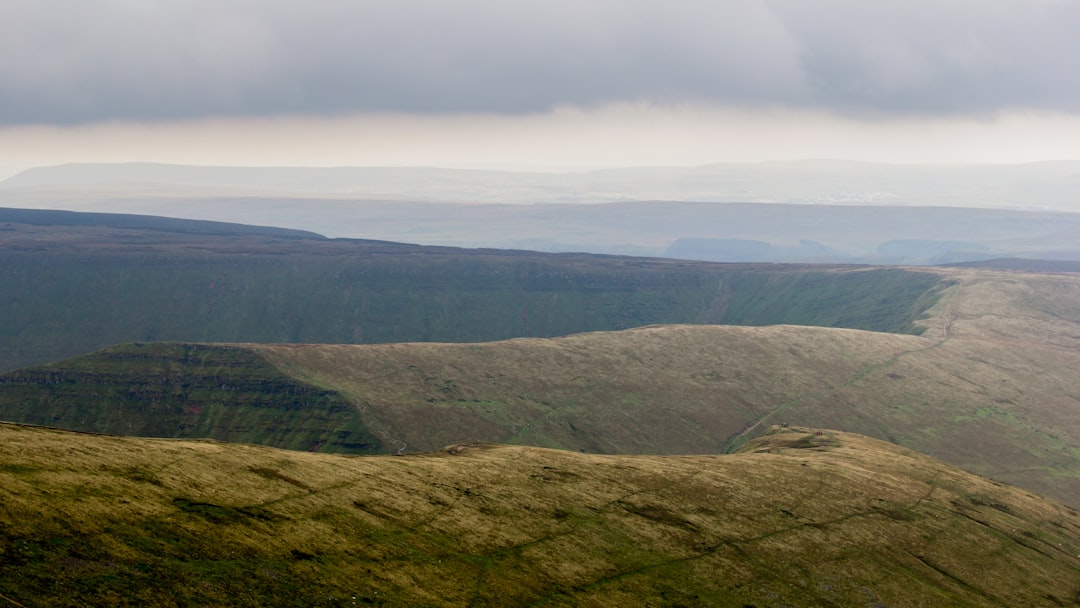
[0,342,380,452]
[0,224,946,371]
[6,266,1080,508]
[719,267,947,333]
[1,423,1078,607]
[3,231,1080,511]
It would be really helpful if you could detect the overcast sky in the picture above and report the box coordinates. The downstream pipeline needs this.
[2,0,1080,173]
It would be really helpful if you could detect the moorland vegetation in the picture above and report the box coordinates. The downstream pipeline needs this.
[3,209,1080,605]
[0,211,942,371]
[1,423,1077,607]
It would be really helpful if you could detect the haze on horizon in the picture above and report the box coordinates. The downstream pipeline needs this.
[2,0,1080,179]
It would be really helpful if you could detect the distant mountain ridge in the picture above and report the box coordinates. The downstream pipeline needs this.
[0,207,324,239]
[5,161,1080,263]
[5,159,1080,209]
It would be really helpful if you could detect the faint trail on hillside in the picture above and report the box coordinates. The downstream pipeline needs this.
[352,399,409,455]
[528,465,957,607]
[0,592,28,608]
[935,280,963,340]
[721,300,960,453]
[513,465,714,608]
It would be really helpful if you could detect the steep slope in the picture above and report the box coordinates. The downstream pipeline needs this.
[0,324,928,454]
[255,266,1080,506]
[1,423,1078,607]
[0,211,946,371]
[3,267,1079,507]
[252,324,932,455]
[0,207,325,238]
[0,343,376,453]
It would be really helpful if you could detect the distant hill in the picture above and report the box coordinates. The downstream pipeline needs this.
[5,161,1080,263]
[1,422,1077,607]
[943,257,1080,273]
[0,207,324,239]
[4,265,1080,508]
[0,209,946,371]
[6,160,1080,210]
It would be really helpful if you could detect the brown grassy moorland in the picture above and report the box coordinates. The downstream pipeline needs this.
[247,266,1080,506]
[4,266,1078,508]
[1,422,1078,607]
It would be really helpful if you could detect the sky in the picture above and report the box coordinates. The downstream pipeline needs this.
[2,0,1080,176]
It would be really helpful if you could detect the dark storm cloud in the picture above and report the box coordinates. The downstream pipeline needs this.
[1,0,1078,125]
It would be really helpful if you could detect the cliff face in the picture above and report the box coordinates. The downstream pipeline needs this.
[0,343,379,452]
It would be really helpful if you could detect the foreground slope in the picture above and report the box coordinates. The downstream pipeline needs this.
[1,423,1078,607]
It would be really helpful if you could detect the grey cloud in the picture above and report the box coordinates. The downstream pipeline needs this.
[768,0,1080,115]
[1,0,1077,125]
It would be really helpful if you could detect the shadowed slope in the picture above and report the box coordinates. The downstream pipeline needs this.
[1,423,1078,607]
[0,343,377,452]
[0,213,944,372]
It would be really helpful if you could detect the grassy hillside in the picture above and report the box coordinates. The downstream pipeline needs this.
[0,207,325,238]
[4,267,1080,508]
[0,343,376,453]
[1,423,1078,607]
[0,215,945,371]
[255,266,1080,507]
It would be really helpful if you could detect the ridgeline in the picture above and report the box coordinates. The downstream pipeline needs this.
[0,208,944,371]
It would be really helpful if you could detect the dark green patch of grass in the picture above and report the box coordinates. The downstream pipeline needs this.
[0,343,382,453]
[0,227,947,372]
[0,462,35,474]
[720,268,944,334]
[116,466,163,486]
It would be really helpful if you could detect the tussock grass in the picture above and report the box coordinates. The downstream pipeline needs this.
[1,423,1079,607]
